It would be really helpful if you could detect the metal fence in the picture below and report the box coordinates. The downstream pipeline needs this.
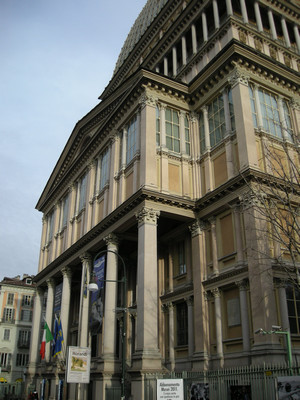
[144,364,300,400]
[0,383,24,400]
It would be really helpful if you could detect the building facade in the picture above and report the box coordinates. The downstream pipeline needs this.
[29,0,300,399]
[0,275,35,384]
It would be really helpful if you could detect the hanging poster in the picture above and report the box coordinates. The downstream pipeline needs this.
[89,255,105,334]
[66,347,91,384]
[54,282,63,314]
[157,379,183,400]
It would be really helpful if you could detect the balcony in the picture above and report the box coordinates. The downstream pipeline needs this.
[17,339,30,349]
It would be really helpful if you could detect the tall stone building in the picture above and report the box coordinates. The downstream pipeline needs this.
[29,0,300,399]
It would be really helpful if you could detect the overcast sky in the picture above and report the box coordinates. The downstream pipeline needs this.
[0,0,146,280]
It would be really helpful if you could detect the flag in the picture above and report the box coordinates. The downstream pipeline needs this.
[40,321,53,360]
[52,316,64,357]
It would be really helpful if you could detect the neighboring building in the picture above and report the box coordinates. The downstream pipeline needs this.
[0,275,35,384]
[28,0,299,399]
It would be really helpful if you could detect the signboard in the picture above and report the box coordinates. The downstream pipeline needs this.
[66,347,91,384]
[54,283,63,314]
[157,379,183,400]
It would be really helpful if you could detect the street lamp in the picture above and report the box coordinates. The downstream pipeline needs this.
[255,325,293,375]
[88,250,127,400]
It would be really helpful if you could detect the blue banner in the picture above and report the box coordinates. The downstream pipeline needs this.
[52,317,64,357]
[89,255,105,334]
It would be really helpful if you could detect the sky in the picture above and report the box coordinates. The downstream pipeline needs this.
[0,0,147,280]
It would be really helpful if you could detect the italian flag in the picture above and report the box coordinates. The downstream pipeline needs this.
[40,321,53,360]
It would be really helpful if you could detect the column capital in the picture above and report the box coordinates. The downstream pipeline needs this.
[274,278,288,289]
[236,279,249,291]
[80,252,92,264]
[212,287,221,298]
[139,92,157,109]
[135,207,160,226]
[46,278,55,290]
[189,219,205,237]
[104,233,119,247]
[36,287,44,297]
[61,266,72,279]
[185,296,194,306]
[228,68,250,88]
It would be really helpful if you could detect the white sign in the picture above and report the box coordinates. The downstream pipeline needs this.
[66,346,91,384]
[157,379,184,400]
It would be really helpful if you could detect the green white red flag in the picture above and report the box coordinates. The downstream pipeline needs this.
[40,321,53,360]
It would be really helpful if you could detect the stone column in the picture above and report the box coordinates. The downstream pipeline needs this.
[79,253,92,348]
[202,12,208,42]
[236,280,250,353]
[277,280,290,331]
[189,220,209,369]
[212,0,220,29]
[225,0,233,16]
[281,18,291,48]
[186,297,194,360]
[254,2,263,32]
[61,267,72,350]
[294,25,300,53]
[28,288,44,370]
[278,96,290,141]
[172,46,177,76]
[191,24,197,54]
[212,288,224,367]
[108,132,120,214]
[167,303,175,371]
[240,0,248,24]
[103,234,119,359]
[86,160,96,231]
[134,207,161,368]
[45,279,55,362]
[252,84,263,129]
[179,111,186,155]
[233,205,244,263]
[164,57,168,76]
[182,36,187,66]
[209,218,219,276]
[119,128,127,205]
[268,8,277,40]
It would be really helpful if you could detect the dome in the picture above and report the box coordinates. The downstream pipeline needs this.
[113,0,169,74]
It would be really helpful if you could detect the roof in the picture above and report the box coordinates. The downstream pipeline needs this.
[113,0,169,74]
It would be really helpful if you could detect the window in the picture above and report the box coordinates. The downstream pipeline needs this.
[22,295,32,307]
[3,308,14,322]
[16,353,29,367]
[184,115,190,155]
[0,353,11,368]
[286,285,300,334]
[7,293,14,306]
[176,302,188,346]
[166,108,180,152]
[3,329,10,341]
[208,94,226,147]
[18,330,31,347]
[46,210,54,243]
[78,173,87,212]
[199,112,206,153]
[99,148,110,191]
[126,116,137,163]
[156,106,160,146]
[249,86,293,140]
[21,309,32,322]
[174,241,186,276]
[61,194,69,229]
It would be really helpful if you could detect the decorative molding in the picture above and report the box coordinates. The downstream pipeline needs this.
[228,68,250,88]
[135,207,160,226]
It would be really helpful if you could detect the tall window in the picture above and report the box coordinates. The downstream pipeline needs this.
[7,293,14,306]
[22,295,32,307]
[208,94,226,147]
[166,108,180,152]
[176,302,188,346]
[286,285,300,334]
[16,353,29,367]
[61,193,69,229]
[184,115,190,155]
[3,329,10,341]
[249,86,293,140]
[18,330,31,347]
[21,309,32,322]
[156,106,160,146]
[0,353,11,368]
[46,210,54,243]
[99,148,110,191]
[126,116,137,164]
[3,308,14,322]
[78,173,87,212]
[199,112,206,153]
[174,241,186,276]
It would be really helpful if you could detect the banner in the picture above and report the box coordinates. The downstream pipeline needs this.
[66,347,91,384]
[157,379,183,400]
[89,255,105,334]
[54,283,63,314]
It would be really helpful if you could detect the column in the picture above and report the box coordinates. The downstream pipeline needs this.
[108,132,120,214]
[119,128,127,205]
[281,18,291,48]
[181,36,187,66]
[134,207,161,367]
[254,2,263,32]
[212,0,220,30]
[191,24,197,54]
[236,280,250,353]
[277,280,290,331]
[61,267,72,349]
[103,234,119,359]
[186,297,194,360]
[179,111,186,154]
[209,218,219,275]
[172,46,177,76]
[212,288,224,367]
[278,96,290,141]
[167,303,175,370]
[253,84,263,129]
[233,205,244,263]
[294,25,300,53]
[240,0,248,24]
[164,57,168,76]
[226,0,233,16]
[202,106,210,151]
[28,288,44,367]
[45,279,55,362]
[202,12,208,42]
[67,183,76,246]
[86,160,96,231]
[268,8,277,40]
[79,253,92,347]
